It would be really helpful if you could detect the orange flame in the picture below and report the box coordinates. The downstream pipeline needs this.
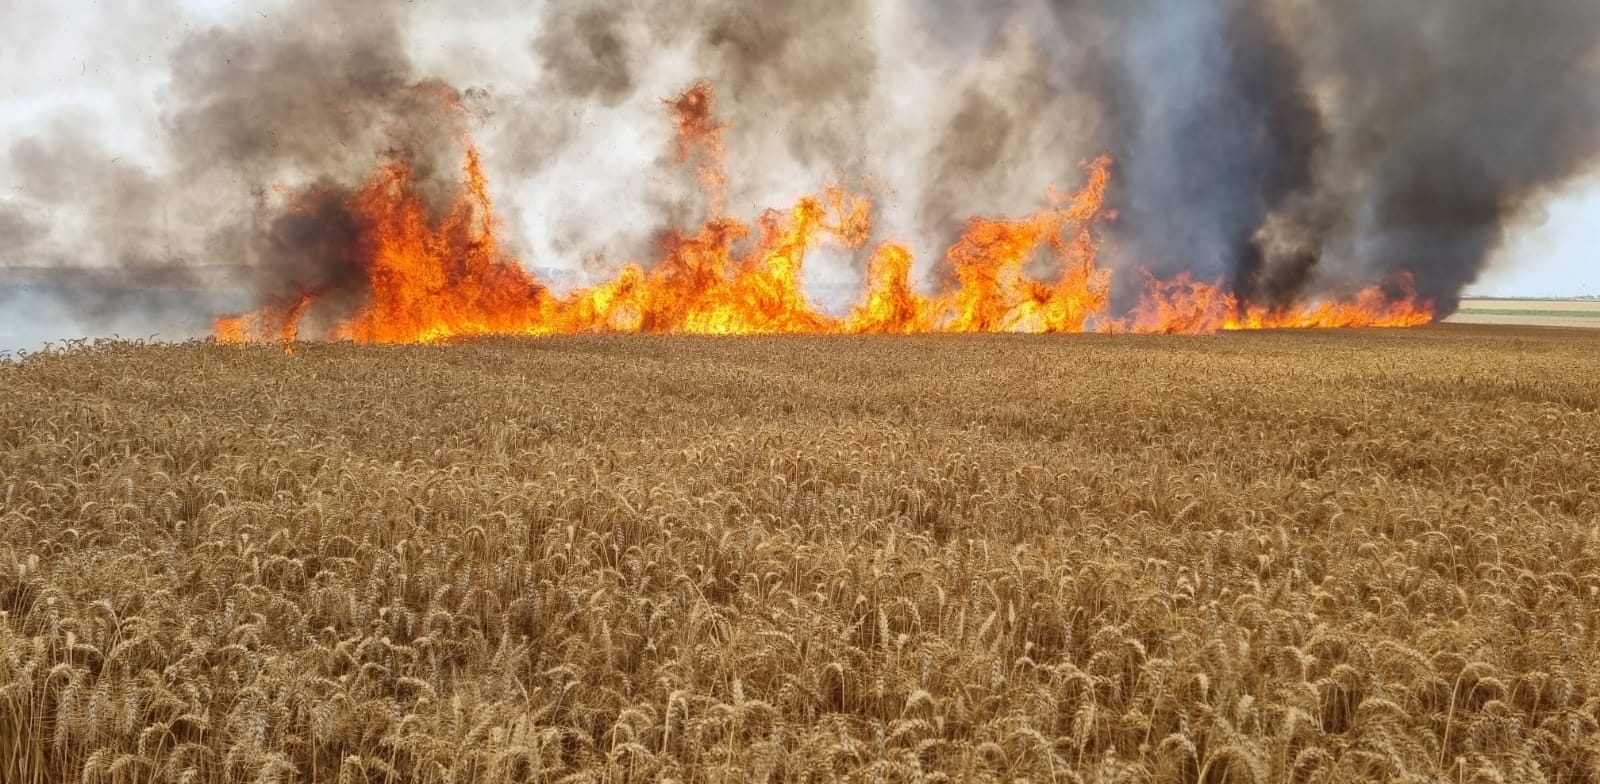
[1103,272,1434,334]
[667,81,728,220]
[215,83,1434,346]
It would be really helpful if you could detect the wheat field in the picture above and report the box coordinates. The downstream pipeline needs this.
[1449,300,1600,330]
[3,325,1599,783]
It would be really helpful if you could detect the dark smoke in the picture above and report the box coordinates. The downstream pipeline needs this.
[1045,0,1600,313]
[1266,0,1600,312]
[3,0,484,329]
[164,1,479,219]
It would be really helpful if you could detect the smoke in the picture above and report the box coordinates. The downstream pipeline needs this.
[0,202,46,255]
[504,0,887,270]
[3,0,1598,331]
[1267,0,1600,312]
[4,0,508,337]
[917,18,1091,257]
[1042,0,1600,312]
[1078,0,1322,307]
[533,9,636,107]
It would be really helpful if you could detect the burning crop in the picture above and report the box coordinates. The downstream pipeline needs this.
[214,83,1432,347]
[3,0,1594,343]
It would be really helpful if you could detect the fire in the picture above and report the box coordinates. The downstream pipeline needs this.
[1106,273,1434,334]
[667,81,729,220]
[846,243,931,334]
[215,83,1434,346]
[330,148,552,344]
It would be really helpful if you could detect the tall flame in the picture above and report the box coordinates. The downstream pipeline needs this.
[216,83,1433,347]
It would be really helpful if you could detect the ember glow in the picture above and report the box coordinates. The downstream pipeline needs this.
[216,83,1433,346]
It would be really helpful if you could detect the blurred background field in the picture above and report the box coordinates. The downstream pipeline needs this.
[1449,298,1600,328]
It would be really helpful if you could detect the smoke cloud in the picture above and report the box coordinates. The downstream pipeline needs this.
[1268,0,1600,311]
[3,0,1597,330]
[1042,0,1600,312]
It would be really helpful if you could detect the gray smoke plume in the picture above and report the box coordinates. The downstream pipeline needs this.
[162,0,479,317]
[1267,0,1600,312]
[311,0,895,289]
[0,202,45,256]
[3,0,1598,334]
[2,0,472,331]
[1043,0,1600,312]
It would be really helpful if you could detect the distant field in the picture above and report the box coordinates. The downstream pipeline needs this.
[0,284,249,354]
[1449,297,1600,327]
[5,325,1600,783]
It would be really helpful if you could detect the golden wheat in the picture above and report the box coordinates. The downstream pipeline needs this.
[2,325,1599,782]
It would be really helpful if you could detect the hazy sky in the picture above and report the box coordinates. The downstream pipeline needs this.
[1,0,1597,299]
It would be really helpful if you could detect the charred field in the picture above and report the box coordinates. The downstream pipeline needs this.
[3,324,1599,783]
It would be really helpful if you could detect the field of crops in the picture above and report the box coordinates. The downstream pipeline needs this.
[3,325,1599,783]
[1449,299,1600,329]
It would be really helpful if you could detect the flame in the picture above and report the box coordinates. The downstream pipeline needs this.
[846,243,932,334]
[216,293,312,351]
[215,83,1434,346]
[668,81,728,220]
[1103,273,1434,334]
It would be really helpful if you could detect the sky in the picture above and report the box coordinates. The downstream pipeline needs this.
[1475,185,1600,297]
[1,0,1597,346]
